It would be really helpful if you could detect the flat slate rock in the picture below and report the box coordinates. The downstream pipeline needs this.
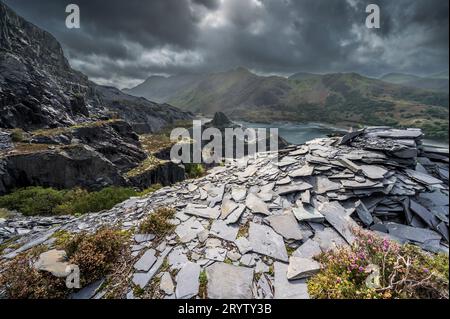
[289,165,314,178]
[248,222,289,262]
[221,198,239,219]
[34,250,69,277]
[277,183,313,196]
[319,202,359,244]
[134,249,157,272]
[70,279,105,300]
[132,247,172,289]
[225,204,246,225]
[292,204,325,223]
[274,262,310,299]
[404,169,443,185]
[231,186,247,202]
[234,237,252,255]
[246,193,270,215]
[206,263,254,299]
[360,165,388,180]
[287,257,321,280]
[184,204,221,219]
[134,234,156,244]
[293,239,322,259]
[267,212,309,241]
[210,220,239,242]
[175,218,205,243]
[175,262,201,299]
[354,200,374,226]
[315,176,341,194]
[386,223,442,244]
[313,227,349,252]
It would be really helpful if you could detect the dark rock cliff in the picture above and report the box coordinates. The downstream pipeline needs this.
[0,1,192,133]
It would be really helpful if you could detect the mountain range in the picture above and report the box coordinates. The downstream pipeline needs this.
[125,68,449,140]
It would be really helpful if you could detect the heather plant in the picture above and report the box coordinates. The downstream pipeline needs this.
[0,228,128,299]
[308,230,449,299]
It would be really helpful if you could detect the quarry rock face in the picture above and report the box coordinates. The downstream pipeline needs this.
[1,127,448,299]
[0,1,191,133]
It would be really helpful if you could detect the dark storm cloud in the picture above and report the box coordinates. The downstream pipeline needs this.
[3,0,448,88]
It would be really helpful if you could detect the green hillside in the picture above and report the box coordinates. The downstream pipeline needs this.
[126,69,449,140]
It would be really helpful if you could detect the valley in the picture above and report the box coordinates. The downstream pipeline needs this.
[126,68,450,141]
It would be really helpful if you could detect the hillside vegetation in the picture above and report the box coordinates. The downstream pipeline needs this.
[126,68,449,140]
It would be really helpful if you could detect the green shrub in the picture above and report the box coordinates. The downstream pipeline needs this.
[138,207,176,237]
[0,186,140,216]
[185,163,206,179]
[10,128,25,142]
[308,230,449,299]
[0,187,66,216]
[55,187,137,215]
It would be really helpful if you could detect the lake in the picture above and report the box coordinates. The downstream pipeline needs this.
[238,121,347,145]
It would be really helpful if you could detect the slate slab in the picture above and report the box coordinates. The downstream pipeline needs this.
[319,202,359,244]
[248,223,289,262]
[274,262,310,299]
[210,220,239,242]
[175,262,201,299]
[206,263,254,299]
[267,212,310,241]
[134,249,157,272]
[287,257,321,280]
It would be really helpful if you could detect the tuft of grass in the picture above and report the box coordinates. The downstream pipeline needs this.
[286,245,296,257]
[237,222,250,238]
[10,129,25,142]
[308,230,449,299]
[138,207,176,237]
[0,208,12,219]
[198,270,208,299]
[185,163,206,179]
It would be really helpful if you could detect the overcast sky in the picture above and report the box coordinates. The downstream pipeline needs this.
[4,0,449,89]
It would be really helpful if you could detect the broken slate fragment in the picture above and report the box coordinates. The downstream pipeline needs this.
[319,202,359,244]
[184,204,221,219]
[134,234,156,244]
[34,250,69,277]
[220,198,238,219]
[246,193,270,215]
[231,186,247,202]
[235,237,252,255]
[248,222,289,262]
[134,249,157,272]
[277,183,313,196]
[287,257,321,280]
[175,218,205,243]
[404,169,443,185]
[175,262,201,299]
[210,220,239,242]
[274,262,310,299]
[293,239,322,259]
[225,204,246,225]
[206,263,254,299]
[289,165,314,178]
[354,200,374,226]
[292,203,325,223]
[386,223,442,244]
[267,211,311,241]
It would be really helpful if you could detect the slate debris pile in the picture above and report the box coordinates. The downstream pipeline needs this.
[0,132,12,151]
[0,127,448,299]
